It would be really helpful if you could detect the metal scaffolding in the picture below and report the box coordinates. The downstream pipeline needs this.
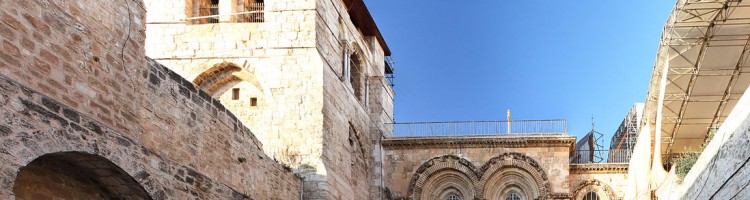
[571,119,606,163]
[643,0,750,166]
[608,103,644,163]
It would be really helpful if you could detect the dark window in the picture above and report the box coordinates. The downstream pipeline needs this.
[349,52,363,101]
[187,0,219,24]
[250,97,257,106]
[209,0,219,23]
[236,0,264,22]
[445,193,460,200]
[583,192,600,200]
[506,193,520,200]
[232,88,240,100]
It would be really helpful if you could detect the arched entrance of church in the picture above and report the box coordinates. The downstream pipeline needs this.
[478,153,550,200]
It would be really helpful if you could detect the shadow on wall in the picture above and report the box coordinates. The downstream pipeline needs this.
[13,152,151,199]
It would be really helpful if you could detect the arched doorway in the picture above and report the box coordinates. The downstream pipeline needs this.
[13,152,151,199]
[571,180,616,200]
[479,153,550,200]
[407,155,480,200]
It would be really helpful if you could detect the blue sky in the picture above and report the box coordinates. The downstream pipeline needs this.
[365,1,675,146]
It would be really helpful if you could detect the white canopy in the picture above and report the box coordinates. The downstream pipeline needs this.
[644,0,750,164]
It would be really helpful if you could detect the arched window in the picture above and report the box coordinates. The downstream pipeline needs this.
[445,193,460,200]
[583,192,600,200]
[506,193,521,200]
[343,47,366,103]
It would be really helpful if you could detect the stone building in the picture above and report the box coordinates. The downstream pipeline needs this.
[0,0,631,199]
[7,0,749,199]
[381,121,628,200]
[144,0,394,199]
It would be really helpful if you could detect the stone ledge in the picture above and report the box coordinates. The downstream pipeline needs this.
[382,135,576,150]
[570,163,629,174]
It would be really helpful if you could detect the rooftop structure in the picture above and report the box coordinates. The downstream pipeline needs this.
[643,0,750,166]
[608,103,644,163]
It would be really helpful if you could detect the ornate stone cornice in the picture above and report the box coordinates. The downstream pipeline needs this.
[570,163,629,174]
[382,135,576,151]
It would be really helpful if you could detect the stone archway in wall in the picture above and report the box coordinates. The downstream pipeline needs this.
[13,152,151,200]
[407,155,481,200]
[571,180,616,200]
[0,74,255,199]
[193,62,264,98]
[478,153,550,200]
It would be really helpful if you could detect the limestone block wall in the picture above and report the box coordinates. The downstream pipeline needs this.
[145,0,395,199]
[315,0,394,199]
[145,0,326,169]
[382,136,576,199]
[568,164,628,200]
[0,0,300,199]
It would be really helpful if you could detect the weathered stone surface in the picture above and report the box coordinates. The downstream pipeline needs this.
[0,0,301,199]
[382,136,627,200]
[144,0,395,199]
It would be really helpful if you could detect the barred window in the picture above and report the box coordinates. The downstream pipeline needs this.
[583,192,600,200]
[445,193,460,200]
[506,193,521,200]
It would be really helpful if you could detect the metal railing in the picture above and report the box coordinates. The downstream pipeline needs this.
[388,119,567,137]
[238,3,264,23]
[189,3,265,24]
[570,150,630,163]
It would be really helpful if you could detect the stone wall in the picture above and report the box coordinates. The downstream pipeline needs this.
[316,0,394,199]
[382,136,577,199]
[0,0,300,199]
[568,164,628,200]
[145,0,395,199]
[145,0,324,167]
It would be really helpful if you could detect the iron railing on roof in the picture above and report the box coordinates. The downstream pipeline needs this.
[570,149,631,163]
[388,119,567,137]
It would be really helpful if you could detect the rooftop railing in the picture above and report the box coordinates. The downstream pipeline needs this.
[388,119,567,137]
[570,149,631,164]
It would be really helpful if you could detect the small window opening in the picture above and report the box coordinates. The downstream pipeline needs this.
[231,88,240,100]
[250,97,258,106]
[506,193,521,200]
[583,192,600,200]
[349,52,363,101]
[237,0,265,22]
[445,193,460,200]
[208,0,220,23]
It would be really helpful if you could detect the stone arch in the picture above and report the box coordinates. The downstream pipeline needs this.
[0,75,252,199]
[572,180,616,200]
[478,152,550,200]
[192,62,263,97]
[13,151,150,199]
[407,155,481,200]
